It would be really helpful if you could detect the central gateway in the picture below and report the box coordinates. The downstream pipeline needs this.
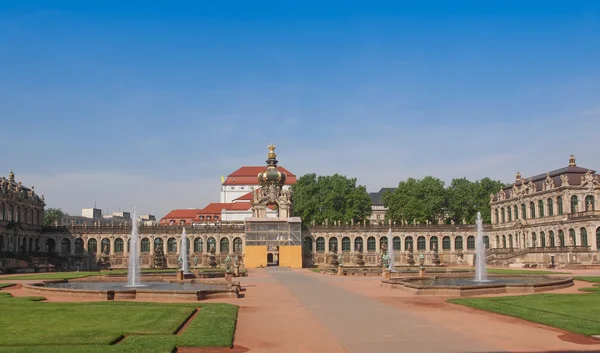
[244,144,302,268]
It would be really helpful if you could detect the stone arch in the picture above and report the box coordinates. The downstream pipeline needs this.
[303,237,312,253]
[316,237,325,253]
[430,236,438,251]
[442,236,451,250]
[88,238,97,253]
[329,237,338,252]
[342,236,351,252]
[75,238,84,254]
[220,237,229,254]
[194,237,204,253]
[141,237,150,253]
[416,236,426,251]
[167,237,177,253]
[404,236,413,252]
[114,238,124,253]
[46,238,56,253]
[580,227,588,247]
[367,236,376,252]
[233,237,243,253]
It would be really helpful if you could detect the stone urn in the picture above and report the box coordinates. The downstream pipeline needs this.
[431,245,441,266]
[418,253,425,267]
[329,244,340,267]
[406,245,415,266]
[355,244,365,267]
[208,245,218,268]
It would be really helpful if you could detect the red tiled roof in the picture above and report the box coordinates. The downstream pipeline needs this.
[225,203,252,211]
[233,191,254,201]
[224,166,297,185]
[162,209,200,219]
[198,203,231,214]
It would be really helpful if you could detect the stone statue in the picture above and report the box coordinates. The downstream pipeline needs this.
[560,174,569,186]
[581,170,599,188]
[587,199,593,211]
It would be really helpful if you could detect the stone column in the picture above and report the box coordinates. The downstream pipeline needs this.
[149,237,155,254]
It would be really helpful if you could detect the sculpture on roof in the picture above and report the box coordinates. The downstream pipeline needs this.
[581,170,600,188]
[560,174,569,186]
[542,173,555,191]
[250,144,293,219]
[526,179,536,194]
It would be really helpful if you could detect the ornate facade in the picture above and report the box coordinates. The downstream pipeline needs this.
[0,171,45,272]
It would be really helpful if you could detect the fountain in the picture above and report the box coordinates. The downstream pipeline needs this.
[180,228,191,274]
[474,211,487,282]
[127,208,142,287]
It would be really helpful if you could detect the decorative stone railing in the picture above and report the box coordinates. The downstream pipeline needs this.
[567,210,600,220]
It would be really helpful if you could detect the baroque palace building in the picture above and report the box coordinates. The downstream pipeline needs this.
[15,151,600,272]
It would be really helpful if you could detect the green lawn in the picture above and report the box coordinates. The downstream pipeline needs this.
[449,292,600,336]
[485,268,570,275]
[573,276,600,283]
[308,268,321,273]
[0,293,238,352]
[0,283,15,289]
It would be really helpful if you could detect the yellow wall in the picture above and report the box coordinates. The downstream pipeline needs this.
[244,246,268,268]
[278,245,302,268]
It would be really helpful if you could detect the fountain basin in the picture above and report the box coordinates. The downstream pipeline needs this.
[22,278,241,301]
[381,274,573,296]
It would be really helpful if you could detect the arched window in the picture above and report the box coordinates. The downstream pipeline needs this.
[184,238,191,253]
[167,237,177,253]
[316,237,325,252]
[8,205,13,221]
[114,238,124,253]
[507,207,512,222]
[531,232,537,247]
[558,230,565,247]
[367,236,376,252]
[569,228,576,246]
[500,208,505,223]
[100,238,110,254]
[540,231,546,248]
[194,237,203,253]
[547,198,554,216]
[501,235,506,248]
[508,234,513,248]
[75,238,84,254]
[88,238,97,253]
[596,227,600,250]
[15,206,20,222]
[580,228,588,247]
[467,236,475,249]
[585,195,595,211]
[549,230,555,247]
[495,235,500,248]
[521,203,527,220]
[154,238,164,253]
[354,237,364,252]
[514,205,519,220]
[207,237,216,252]
[557,196,563,215]
[393,236,401,251]
[380,236,388,250]
[529,202,536,219]
[404,236,413,252]
[571,195,579,214]
[430,236,438,251]
[0,202,4,221]
[61,238,71,254]
[538,200,544,217]
[220,238,229,253]
[342,237,351,252]
[233,237,243,253]
[455,236,463,250]
[329,237,338,252]
[495,209,499,223]
[141,238,150,253]
[417,236,426,251]
[442,236,451,250]
[483,235,489,249]
[303,237,312,253]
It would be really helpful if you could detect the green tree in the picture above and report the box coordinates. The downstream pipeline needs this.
[447,178,476,224]
[43,208,64,226]
[384,176,447,224]
[474,177,505,223]
[292,173,372,225]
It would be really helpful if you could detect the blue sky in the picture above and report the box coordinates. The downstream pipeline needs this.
[1,1,599,217]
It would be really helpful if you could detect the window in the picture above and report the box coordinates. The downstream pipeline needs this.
[531,232,537,247]
[404,236,413,252]
[329,237,338,252]
[367,236,376,252]
[303,237,312,253]
[88,239,97,253]
[61,239,71,254]
[342,237,351,252]
[557,196,563,215]
[194,238,203,252]
[354,237,364,252]
[167,238,177,253]
[417,236,426,251]
[514,205,519,220]
[521,204,527,220]
[100,238,110,253]
[442,236,451,250]
[580,228,588,247]
[540,232,546,248]
[585,195,595,211]
[569,229,576,246]
[207,237,216,252]
[558,230,565,247]
[508,235,513,248]
[538,200,544,217]
[596,227,600,250]
[507,207,512,222]
[316,237,325,252]
[483,235,490,249]
[380,236,388,250]
[495,209,499,223]
[571,195,578,214]
[547,198,554,216]
[529,202,536,219]
[466,236,475,250]
[393,236,401,250]
[549,230,555,247]
[501,208,505,223]
[430,236,438,251]
[501,235,506,248]
[154,238,164,253]
[0,203,4,221]
[114,238,123,253]
[75,238,84,254]
[220,238,229,253]
[455,236,463,250]
[141,238,150,253]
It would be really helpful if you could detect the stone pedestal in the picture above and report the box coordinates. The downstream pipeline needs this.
[176,270,184,281]
[383,269,391,280]
[419,268,426,278]
[337,266,343,276]
[225,273,233,283]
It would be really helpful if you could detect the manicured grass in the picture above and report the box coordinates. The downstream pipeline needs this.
[308,268,321,273]
[0,294,238,352]
[485,268,570,275]
[449,292,600,336]
[573,276,600,283]
[0,283,15,289]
